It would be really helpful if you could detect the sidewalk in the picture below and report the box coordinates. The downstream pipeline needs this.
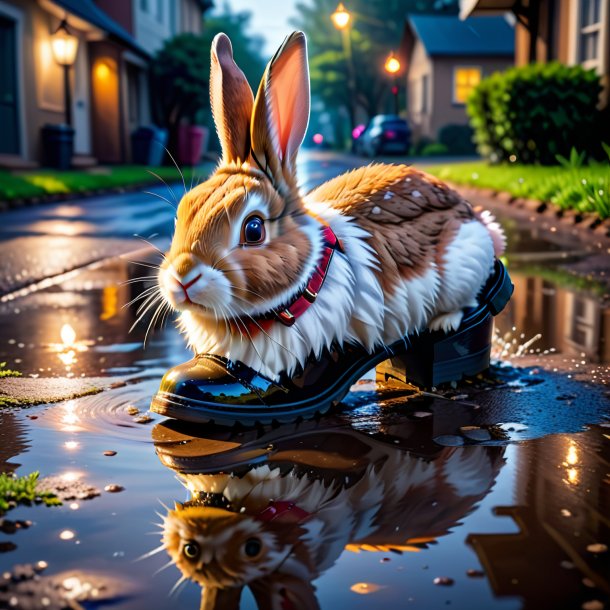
[0,185,177,299]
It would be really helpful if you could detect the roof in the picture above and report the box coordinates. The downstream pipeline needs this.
[459,0,517,20]
[51,0,149,57]
[407,14,514,56]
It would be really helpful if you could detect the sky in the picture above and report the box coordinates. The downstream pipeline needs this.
[222,0,302,56]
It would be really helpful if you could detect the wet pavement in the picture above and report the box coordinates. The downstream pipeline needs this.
[0,151,609,610]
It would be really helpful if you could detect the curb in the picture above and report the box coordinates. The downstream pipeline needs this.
[0,158,218,211]
[0,181,160,212]
[447,182,610,245]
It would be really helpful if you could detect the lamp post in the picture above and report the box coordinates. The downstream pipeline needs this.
[384,51,401,115]
[331,3,356,146]
[330,2,350,29]
[51,19,79,126]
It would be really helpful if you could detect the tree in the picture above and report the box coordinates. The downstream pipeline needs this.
[292,0,458,132]
[151,4,266,153]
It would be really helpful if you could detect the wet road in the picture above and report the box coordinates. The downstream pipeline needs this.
[0,151,609,610]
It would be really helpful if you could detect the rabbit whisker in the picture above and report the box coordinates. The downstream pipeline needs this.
[161,144,187,197]
[143,190,176,209]
[145,169,179,205]
[233,301,299,361]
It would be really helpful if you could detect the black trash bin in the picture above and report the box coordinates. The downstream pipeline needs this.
[41,124,74,170]
[131,126,168,166]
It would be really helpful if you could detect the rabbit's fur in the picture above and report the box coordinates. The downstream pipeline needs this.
[158,32,505,380]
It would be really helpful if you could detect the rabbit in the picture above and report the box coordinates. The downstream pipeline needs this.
[160,444,504,608]
[157,31,506,382]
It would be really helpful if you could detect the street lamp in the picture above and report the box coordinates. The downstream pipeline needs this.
[331,2,351,30]
[331,3,356,145]
[384,51,401,115]
[51,19,79,126]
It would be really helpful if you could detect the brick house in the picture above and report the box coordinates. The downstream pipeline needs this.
[460,0,609,109]
[0,0,212,167]
[400,14,515,142]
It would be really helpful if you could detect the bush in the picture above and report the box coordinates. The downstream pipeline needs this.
[438,124,476,155]
[410,136,433,156]
[467,62,603,164]
[420,142,450,157]
[151,34,210,150]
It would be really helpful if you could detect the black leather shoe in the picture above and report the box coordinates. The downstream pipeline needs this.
[150,260,513,426]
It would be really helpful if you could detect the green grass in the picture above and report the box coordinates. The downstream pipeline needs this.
[0,164,214,202]
[0,362,21,378]
[424,161,610,219]
[0,471,62,514]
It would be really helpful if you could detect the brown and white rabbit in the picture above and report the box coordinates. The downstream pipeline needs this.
[158,32,505,381]
[160,446,504,609]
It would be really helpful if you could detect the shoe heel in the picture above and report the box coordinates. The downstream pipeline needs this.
[377,313,494,388]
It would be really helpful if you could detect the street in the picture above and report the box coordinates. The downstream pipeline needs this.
[0,151,609,610]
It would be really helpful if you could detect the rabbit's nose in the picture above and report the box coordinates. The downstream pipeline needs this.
[167,266,203,301]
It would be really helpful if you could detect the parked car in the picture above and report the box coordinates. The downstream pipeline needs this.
[353,115,411,157]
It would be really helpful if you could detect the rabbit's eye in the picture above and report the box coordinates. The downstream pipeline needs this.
[183,541,200,559]
[244,537,262,558]
[242,216,265,245]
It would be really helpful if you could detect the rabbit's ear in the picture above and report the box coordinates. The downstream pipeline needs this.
[210,33,254,164]
[250,31,310,193]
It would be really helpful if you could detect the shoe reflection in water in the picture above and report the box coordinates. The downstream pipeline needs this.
[151,417,505,609]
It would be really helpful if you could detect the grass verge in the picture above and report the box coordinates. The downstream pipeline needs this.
[0,363,21,378]
[424,161,610,219]
[0,164,214,203]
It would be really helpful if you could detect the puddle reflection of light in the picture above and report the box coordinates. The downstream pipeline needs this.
[61,471,83,482]
[563,441,580,486]
[350,582,382,595]
[64,441,79,451]
[58,350,76,366]
[70,502,80,510]
[60,530,76,541]
[61,324,76,347]
[566,443,578,466]
[100,285,118,321]
[50,324,92,373]
[61,400,81,431]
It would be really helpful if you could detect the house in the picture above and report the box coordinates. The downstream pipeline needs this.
[400,15,515,142]
[0,0,212,168]
[460,0,610,108]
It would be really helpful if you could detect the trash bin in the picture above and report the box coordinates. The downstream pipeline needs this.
[41,124,74,170]
[131,126,168,166]
[177,125,208,166]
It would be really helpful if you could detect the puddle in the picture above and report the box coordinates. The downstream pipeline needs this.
[0,207,609,608]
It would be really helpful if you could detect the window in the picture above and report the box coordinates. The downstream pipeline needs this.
[453,66,482,105]
[579,0,603,65]
[140,0,149,11]
[421,74,429,113]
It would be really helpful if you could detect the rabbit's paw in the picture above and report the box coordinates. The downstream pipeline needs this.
[428,311,463,333]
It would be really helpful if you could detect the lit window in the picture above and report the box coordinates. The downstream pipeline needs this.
[453,67,482,105]
[579,0,603,68]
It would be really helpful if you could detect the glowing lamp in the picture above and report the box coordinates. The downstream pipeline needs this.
[331,3,351,30]
[384,52,401,75]
[51,19,79,127]
[51,20,79,67]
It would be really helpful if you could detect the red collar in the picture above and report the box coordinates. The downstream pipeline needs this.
[230,225,342,336]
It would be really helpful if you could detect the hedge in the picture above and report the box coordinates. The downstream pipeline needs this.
[467,62,602,164]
